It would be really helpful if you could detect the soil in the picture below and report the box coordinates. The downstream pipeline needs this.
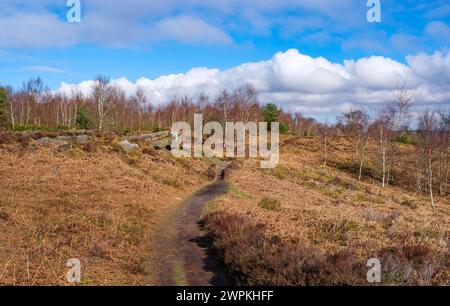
[154,167,232,286]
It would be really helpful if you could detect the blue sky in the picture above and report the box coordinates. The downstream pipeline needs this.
[1,0,450,118]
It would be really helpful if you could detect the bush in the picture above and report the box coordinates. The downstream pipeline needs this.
[380,244,438,285]
[9,124,70,132]
[204,211,447,286]
[396,134,417,145]
[258,197,282,211]
[122,128,131,136]
[203,211,364,285]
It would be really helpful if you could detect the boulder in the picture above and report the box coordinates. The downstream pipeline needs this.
[129,131,170,142]
[152,139,171,150]
[37,137,52,144]
[76,135,91,143]
[119,140,139,152]
[56,135,74,142]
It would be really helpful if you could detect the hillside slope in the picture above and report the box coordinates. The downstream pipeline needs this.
[204,136,449,285]
[0,134,213,285]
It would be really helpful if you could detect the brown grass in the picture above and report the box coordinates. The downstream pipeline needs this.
[0,134,212,285]
[204,136,450,285]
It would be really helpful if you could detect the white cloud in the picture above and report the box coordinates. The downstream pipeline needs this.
[152,16,233,45]
[0,8,233,48]
[425,21,450,43]
[344,56,413,90]
[14,65,66,73]
[0,12,76,48]
[57,49,450,118]
[406,51,450,85]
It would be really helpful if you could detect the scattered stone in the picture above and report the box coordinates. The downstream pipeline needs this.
[57,143,73,153]
[76,135,91,143]
[37,137,52,144]
[119,140,139,152]
[129,131,170,142]
[56,135,74,142]
[152,139,171,150]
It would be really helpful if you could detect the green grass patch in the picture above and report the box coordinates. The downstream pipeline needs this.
[173,259,187,286]
[203,198,221,215]
[9,124,71,132]
[229,184,253,200]
[354,192,371,203]
[162,178,181,188]
[396,134,417,145]
[258,197,282,212]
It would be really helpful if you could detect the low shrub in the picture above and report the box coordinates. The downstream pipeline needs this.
[258,197,282,212]
[162,178,181,188]
[9,124,71,132]
[396,134,417,145]
[380,244,437,285]
[203,211,364,285]
[204,211,447,286]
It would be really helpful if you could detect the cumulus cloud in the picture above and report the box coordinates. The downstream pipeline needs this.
[58,49,450,118]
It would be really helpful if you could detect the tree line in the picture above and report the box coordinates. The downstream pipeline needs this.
[0,76,319,136]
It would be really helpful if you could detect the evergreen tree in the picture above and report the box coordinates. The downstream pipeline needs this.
[76,105,92,130]
[262,103,289,133]
[0,86,8,128]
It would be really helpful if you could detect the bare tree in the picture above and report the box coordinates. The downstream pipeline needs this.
[9,92,15,127]
[319,122,332,166]
[438,111,450,195]
[338,109,370,180]
[109,85,126,131]
[91,75,110,131]
[22,77,44,125]
[133,87,148,134]
[386,84,412,185]
[233,85,258,123]
[374,105,395,187]
[417,110,441,208]
[215,90,231,124]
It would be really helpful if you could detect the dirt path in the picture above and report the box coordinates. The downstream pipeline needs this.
[153,166,231,286]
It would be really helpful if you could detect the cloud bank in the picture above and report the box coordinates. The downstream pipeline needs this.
[58,49,450,118]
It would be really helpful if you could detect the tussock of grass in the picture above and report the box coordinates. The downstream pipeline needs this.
[258,197,282,212]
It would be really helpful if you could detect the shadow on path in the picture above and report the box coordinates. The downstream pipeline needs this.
[174,168,232,286]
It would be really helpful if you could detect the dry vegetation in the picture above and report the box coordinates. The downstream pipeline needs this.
[204,136,450,285]
[0,133,213,285]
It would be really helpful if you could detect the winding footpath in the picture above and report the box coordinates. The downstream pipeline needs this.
[154,167,231,286]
